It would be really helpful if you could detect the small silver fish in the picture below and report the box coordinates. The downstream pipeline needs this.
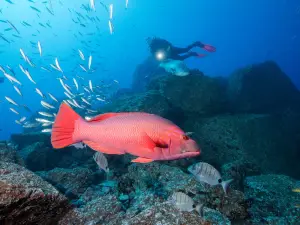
[4,73,22,85]
[48,93,58,102]
[13,86,22,96]
[88,55,92,70]
[71,142,86,149]
[41,129,52,133]
[80,64,87,72]
[35,118,53,123]
[78,49,85,60]
[55,58,63,73]
[81,97,91,105]
[38,111,54,117]
[188,162,233,194]
[89,80,93,92]
[37,41,42,56]
[93,151,109,173]
[108,20,113,35]
[24,70,36,84]
[20,117,26,122]
[73,78,79,91]
[170,192,194,212]
[41,100,55,109]
[9,108,19,115]
[5,96,18,106]
[35,88,45,98]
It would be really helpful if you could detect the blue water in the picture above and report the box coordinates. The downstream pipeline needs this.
[1,0,300,140]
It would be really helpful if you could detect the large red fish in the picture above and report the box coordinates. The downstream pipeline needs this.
[51,103,200,163]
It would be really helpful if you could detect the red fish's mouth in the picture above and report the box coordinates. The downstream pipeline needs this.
[166,150,200,160]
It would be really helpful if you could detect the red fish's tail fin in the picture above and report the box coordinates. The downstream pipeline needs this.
[51,103,81,149]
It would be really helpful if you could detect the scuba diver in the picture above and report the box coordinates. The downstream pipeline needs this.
[147,37,216,62]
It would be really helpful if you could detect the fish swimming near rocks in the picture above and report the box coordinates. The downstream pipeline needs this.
[51,103,200,163]
[159,59,190,76]
[188,162,233,194]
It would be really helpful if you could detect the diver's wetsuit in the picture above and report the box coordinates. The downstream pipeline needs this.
[147,37,215,61]
[170,41,205,60]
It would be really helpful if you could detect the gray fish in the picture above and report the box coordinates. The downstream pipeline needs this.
[188,162,233,194]
[159,59,190,76]
[93,151,109,173]
[71,142,86,149]
[170,192,194,212]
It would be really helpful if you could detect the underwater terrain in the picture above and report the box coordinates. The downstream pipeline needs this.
[0,0,300,225]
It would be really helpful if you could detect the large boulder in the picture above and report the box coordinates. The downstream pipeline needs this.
[0,142,24,165]
[37,167,96,199]
[244,174,300,224]
[14,134,95,171]
[98,90,184,125]
[185,113,300,179]
[58,194,123,225]
[227,61,300,113]
[147,71,228,115]
[10,132,51,149]
[131,56,165,92]
[109,202,230,225]
[0,161,70,224]
[123,163,248,223]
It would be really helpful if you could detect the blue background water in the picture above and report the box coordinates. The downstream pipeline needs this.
[0,0,299,140]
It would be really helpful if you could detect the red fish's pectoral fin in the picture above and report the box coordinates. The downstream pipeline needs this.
[140,133,156,152]
[131,157,154,163]
[83,140,124,155]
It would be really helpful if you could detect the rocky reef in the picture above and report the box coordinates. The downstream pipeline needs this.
[1,60,300,224]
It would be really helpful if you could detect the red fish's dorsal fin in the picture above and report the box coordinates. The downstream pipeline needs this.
[87,112,126,122]
[83,140,124,155]
[87,112,151,122]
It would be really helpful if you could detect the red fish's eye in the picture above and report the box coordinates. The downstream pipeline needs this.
[182,135,189,140]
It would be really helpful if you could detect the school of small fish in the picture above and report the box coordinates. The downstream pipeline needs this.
[0,0,131,133]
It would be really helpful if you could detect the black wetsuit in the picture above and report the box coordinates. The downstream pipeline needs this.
[148,38,205,61]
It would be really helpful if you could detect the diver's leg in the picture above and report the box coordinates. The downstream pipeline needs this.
[172,52,206,60]
[171,42,206,55]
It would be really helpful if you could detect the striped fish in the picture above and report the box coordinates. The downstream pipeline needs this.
[188,162,233,194]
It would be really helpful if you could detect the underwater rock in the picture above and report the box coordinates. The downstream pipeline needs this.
[204,188,249,222]
[221,160,261,191]
[10,132,51,149]
[244,174,300,224]
[98,90,175,119]
[37,167,96,199]
[147,72,227,115]
[110,201,227,225]
[185,113,300,179]
[0,142,24,165]
[0,161,70,224]
[131,56,166,92]
[17,139,95,171]
[127,162,205,194]
[227,61,300,113]
[58,194,122,225]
